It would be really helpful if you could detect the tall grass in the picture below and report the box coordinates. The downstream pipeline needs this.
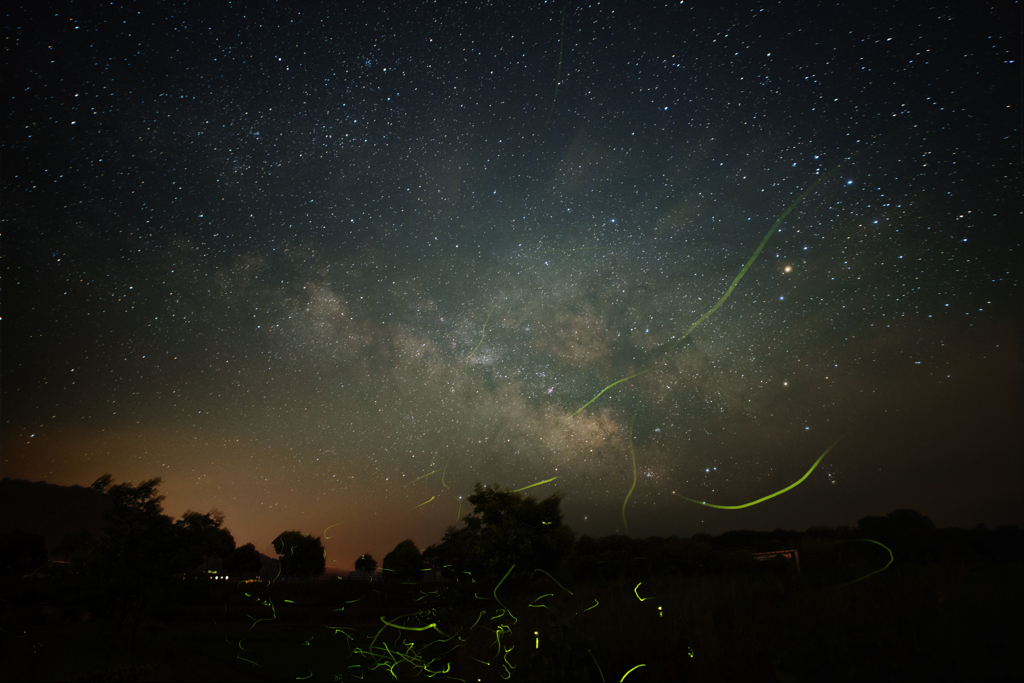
[2,560,1020,681]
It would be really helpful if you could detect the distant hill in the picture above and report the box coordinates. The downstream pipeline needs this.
[0,478,113,550]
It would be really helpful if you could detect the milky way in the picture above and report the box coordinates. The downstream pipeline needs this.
[4,1,1020,567]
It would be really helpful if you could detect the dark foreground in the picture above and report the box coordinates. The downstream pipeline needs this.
[1,560,1021,682]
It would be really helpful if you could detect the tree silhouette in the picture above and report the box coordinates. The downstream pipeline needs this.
[89,474,187,649]
[52,528,95,563]
[272,531,325,578]
[223,542,262,577]
[435,483,575,579]
[175,509,236,571]
[355,553,378,573]
[90,474,182,577]
[858,509,940,564]
[0,529,48,576]
[383,539,422,580]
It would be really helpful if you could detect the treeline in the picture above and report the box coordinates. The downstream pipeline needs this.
[4,476,1022,593]
[1,475,278,647]
[377,488,1024,584]
[556,513,1024,582]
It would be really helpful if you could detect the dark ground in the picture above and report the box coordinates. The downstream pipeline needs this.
[2,558,1021,682]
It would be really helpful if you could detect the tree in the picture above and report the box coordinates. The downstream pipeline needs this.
[90,474,183,577]
[223,543,262,577]
[89,474,186,649]
[435,483,575,580]
[0,529,48,576]
[175,509,236,571]
[858,509,940,564]
[52,529,96,563]
[421,544,441,572]
[383,539,422,580]
[355,553,378,573]
[272,531,325,579]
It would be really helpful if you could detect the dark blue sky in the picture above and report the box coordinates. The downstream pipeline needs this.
[3,0,1020,568]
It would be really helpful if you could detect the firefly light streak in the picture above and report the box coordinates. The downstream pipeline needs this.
[465,308,494,375]
[512,476,560,493]
[833,538,895,588]
[570,135,887,420]
[674,438,842,509]
[621,412,639,531]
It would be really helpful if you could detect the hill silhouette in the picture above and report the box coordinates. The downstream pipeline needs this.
[0,478,113,550]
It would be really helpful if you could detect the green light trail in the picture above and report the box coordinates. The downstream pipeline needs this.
[621,411,638,531]
[621,663,647,681]
[674,438,841,509]
[465,308,494,374]
[834,538,894,587]
[544,6,567,129]
[512,476,559,492]
[569,136,888,418]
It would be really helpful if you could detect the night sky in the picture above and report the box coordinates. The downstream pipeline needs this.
[4,1,1021,572]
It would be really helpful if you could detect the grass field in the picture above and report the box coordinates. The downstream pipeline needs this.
[1,560,1020,682]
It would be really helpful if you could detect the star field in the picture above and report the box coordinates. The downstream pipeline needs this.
[3,1,1020,567]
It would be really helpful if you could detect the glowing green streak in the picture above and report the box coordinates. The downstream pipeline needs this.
[536,246,606,253]
[379,616,451,639]
[412,495,436,510]
[545,6,567,129]
[465,309,494,374]
[409,470,439,485]
[247,597,277,630]
[571,142,881,416]
[622,412,638,531]
[323,522,344,539]
[502,644,516,678]
[589,649,606,682]
[533,568,574,595]
[620,664,647,681]
[675,438,841,509]
[530,593,553,608]
[633,582,650,602]
[568,369,650,420]
[493,564,517,624]
[834,538,894,587]
[583,598,599,612]
[441,457,450,488]
[237,653,260,667]
[512,476,559,492]
[324,625,355,640]
[668,143,879,354]
[469,610,487,630]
